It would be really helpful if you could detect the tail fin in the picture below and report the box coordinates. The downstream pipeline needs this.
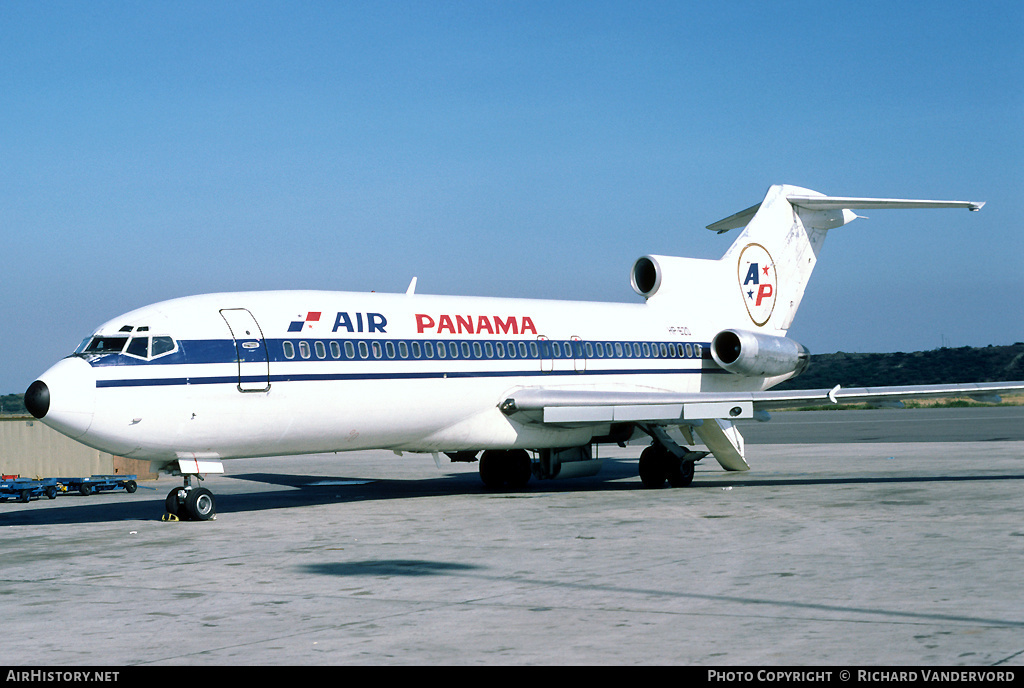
[707,184,984,333]
[634,184,983,333]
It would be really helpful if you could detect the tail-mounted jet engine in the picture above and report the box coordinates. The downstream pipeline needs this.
[631,256,664,298]
[711,329,810,378]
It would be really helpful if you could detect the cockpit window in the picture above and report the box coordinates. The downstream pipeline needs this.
[126,337,149,358]
[84,336,129,354]
[81,334,177,360]
[151,336,174,357]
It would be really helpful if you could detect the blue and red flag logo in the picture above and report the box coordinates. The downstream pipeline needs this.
[288,312,321,332]
[737,244,776,327]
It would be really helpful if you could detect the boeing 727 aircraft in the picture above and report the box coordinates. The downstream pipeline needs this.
[24,184,1024,521]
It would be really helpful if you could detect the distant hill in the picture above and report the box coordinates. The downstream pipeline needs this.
[2,344,1022,415]
[776,343,1024,390]
[1,393,27,415]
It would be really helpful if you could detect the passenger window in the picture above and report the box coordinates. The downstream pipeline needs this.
[436,342,446,358]
[484,342,493,358]
[529,342,538,358]
[399,341,409,359]
[462,342,471,358]
[685,344,693,358]
[449,342,458,358]
[345,341,355,359]
[496,342,505,358]
[386,341,396,359]
[126,337,149,358]
[299,342,311,359]
[330,342,341,359]
[358,342,369,359]
[315,341,326,359]
[642,343,651,358]
[283,342,295,359]
[473,342,483,358]
[371,342,382,359]
[411,342,421,359]
[424,342,434,359]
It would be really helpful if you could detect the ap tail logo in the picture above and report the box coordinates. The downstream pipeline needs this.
[737,244,776,327]
[288,312,322,332]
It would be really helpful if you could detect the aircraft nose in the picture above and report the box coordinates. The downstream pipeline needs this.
[28,357,97,439]
[25,380,50,419]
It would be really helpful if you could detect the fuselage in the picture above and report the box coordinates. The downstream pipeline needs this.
[29,288,773,463]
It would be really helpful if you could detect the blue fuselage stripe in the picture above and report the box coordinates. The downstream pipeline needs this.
[95,366,721,388]
[89,337,720,388]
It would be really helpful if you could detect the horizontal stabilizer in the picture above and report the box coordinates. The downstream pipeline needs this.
[787,196,985,212]
[707,191,984,232]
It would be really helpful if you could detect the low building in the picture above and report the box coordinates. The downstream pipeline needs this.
[0,416,155,479]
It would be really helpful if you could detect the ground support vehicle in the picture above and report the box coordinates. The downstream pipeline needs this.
[0,477,62,502]
[65,475,138,496]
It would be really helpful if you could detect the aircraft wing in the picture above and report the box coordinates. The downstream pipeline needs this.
[499,381,1024,426]
[499,381,1024,473]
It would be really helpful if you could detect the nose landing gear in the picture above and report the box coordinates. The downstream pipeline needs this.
[163,475,217,521]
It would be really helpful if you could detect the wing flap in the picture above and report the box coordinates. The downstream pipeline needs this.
[501,389,757,425]
[501,381,1024,425]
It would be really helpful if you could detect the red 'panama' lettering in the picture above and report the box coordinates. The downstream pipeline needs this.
[414,314,538,336]
[415,314,434,334]
[494,316,517,335]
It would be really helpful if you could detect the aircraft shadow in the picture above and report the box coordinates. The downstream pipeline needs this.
[0,460,636,526]
[4,460,1024,526]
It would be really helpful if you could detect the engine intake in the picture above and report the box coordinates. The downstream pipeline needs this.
[711,329,810,378]
[630,256,663,298]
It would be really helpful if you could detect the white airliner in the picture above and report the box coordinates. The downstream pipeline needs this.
[24,184,1024,521]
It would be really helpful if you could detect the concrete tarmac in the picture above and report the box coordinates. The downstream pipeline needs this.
[1,408,1023,666]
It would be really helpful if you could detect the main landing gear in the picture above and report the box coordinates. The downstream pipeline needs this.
[163,475,216,521]
[638,426,709,489]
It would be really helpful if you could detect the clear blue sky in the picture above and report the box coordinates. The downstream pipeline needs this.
[2,1,1022,393]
